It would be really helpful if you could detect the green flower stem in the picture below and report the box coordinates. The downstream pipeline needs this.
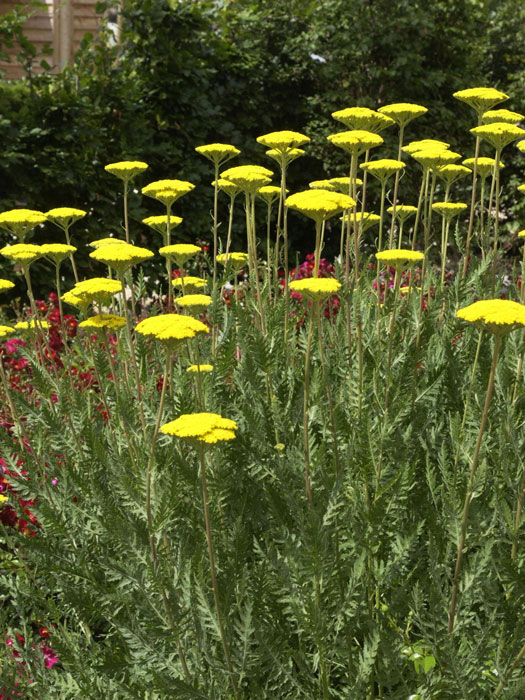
[274,164,286,283]
[448,332,502,634]
[491,147,503,295]
[375,180,387,308]
[166,202,174,312]
[118,273,146,433]
[23,266,54,363]
[213,163,219,289]
[462,131,481,279]
[123,180,130,244]
[411,169,428,250]
[315,302,340,475]
[440,219,452,290]
[415,171,436,351]
[383,267,401,417]
[303,309,315,506]
[266,200,272,290]
[63,224,79,283]
[480,177,487,260]
[360,149,370,216]
[224,195,235,263]
[453,329,483,477]
[198,443,239,697]
[248,193,267,336]
[494,643,525,697]
[388,124,405,247]
[397,219,405,249]
[314,220,323,277]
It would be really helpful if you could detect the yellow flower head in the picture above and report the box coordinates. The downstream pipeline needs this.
[256,130,310,152]
[470,123,525,151]
[0,244,43,265]
[142,215,183,237]
[463,157,503,178]
[0,209,47,240]
[402,139,450,155]
[387,205,418,221]
[289,277,341,301]
[435,164,471,186]
[90,243,154,274]
[160,411,237,444]
[186,364,213,373]
[265,148,305,167]
[517,230,525,239]
[456,299,525,334]
[345,211,381,231]
[517,141,525,155]
[328,176,363,193]
[142,179,195,205]
[327,130,383,156]
[309,180,336,191]
[135,314,209,344]
[61,290,89,311]
[482,109,524,125]
[220,165,273,194]
[212,179,242,199]
[0,279,15,292]
[105,161,148,181]
[331,107,395,133]
[432,202,468,220]
[195,143,240,166]
[411,149,462,169]
[159,244,201,266]
[518,185,525,195]
[172,276,206,292]
[377,103,428,128]
[375,249,425,269]
[0,325,15,339]
[257,185,283,204]
[45,208,86,229]
[72,277,122,304]
[286,190,355,223]
[453,87,509,115]
[15,319,51,332]
[216,252,249,271]
[79,314,126,331]
[40,243,77,264]
[360,158,405,183]
[88,237,126,249]
[177,294,212,313]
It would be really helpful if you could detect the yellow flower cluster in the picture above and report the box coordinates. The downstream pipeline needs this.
[105,161,149,180]
[79,314,126,330]
[142,179,195,205]
[328,130,383,156]
[69,278,122,306]
[482,109,524,125]
[286,190,355,223]
[0,279,15,291]
[220,165,273,193]
[329,176,363,192]
[160,412,237,444]
[402,139,449,154]
[375,249,425,268]
[289,277,341,301]
[377,103,428,127]
[0,209,47,240]
[256,130,310,151]
[463,157,503,178]
[432,202,468,220]
[212,179,242,198]
[216,252,249,270]
[265,148,305,165]
[436,164,471,186]
[46,208,86,227]
[15,320,51,331]
[61,291,89,311]
[195,143,240,165]
[411,150,462,169]
[135,314,209,343]
[456,299,525,333]
[172,276,206,291]
[177,294,211,311]
[90,243,154,273]
[159,244,201,266]
[186,364,213,373]
[387,205,418,221]
[88,237,126,249]
[470,123,525,151]
[0,325,15,339]
[142,215,183,235]
[453,87,508,114]
[331,107,394,133]
[361,159,405,182]
[0,244,43,264]
[257,185,282,204]
[40,244,77,264]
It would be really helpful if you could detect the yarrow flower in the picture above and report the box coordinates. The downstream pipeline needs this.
[177,294,212,312]
[61,290,89,311]
[360,158,405,183]
[402,139,450,155]
[257,185,283,204]
[387,205,418,221]
[0,209,47,240]
[90,243,154,274]
[470,122,525,151]
[15,320,51,331]
[518,184,525,195]
[463,157,503,178]
[377,103,428,127]
[432,202,468,220]
[328,176,363,193]
[289,277,342,301]
[40,244,77,264]
[142,215,183,237]
[341,212,380,231]
[88,237,126,249]
[160,412,237,444]
[327,130,383,156]
[220,165,273,193]
[0,325,15,339]
[105,161,149,181]
[0,280,15,292]
[159,244,201,266]
[375,249,425,269]
[79,314,126,330]
[142,179,195,205]
[135,314,208,344]
[411,150,462,169]
[195,143,240,166]
[216,252,249,270]
[172,276,206,292]
[0,244,43,265]
[456,299,525,334]
[186,364,213,373]
[265,147,305,166]
[482,108,524,125]
[286,190,355,223]
[256,130,311,151]
[435,164,471,186]
[453,87,509,115]
[331,107,395,133]
[45,208,86,228]
[212,179,242,198]
[309,180,336,191]
[71,278,122,304]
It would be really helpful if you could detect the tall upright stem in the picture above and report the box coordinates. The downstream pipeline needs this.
[462,131,481,278]
[303,312,315,506]
[212,164,219,289]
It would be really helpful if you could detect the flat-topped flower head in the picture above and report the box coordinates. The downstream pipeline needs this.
[195,143,240,166]
[435,164,471,186]
[61,290,89,312]
[432,202,468,220]
[341,211,381,231]
[331,107,395,133]
[387,205,418,222]
[375,249,425,269]
[0,209,47,240]
[328,130,383,156]
[265,148,305,166]
[90,243,154,274]
[0,243,43,265]
[135,313,208,345]
[286,190,355,223]
[518,184,525,195]
[142,179,195,205]
[463,157,503,178]
[411,149,462,169]
[220,165,273,194]
[88,237,126,249]
[79,314,126,331]
[470,123,525,151]
[105,161,148,181]
[15,319,50,332]
[187,364,213,373]
[482,109,524,125]
[289,277,341,301]
[212,179,242,199]
[0,325,15,339]
[256,130,310,152]
[72,277,122,305]
[177,294,212,313]
[172,276,206,292]
[309,180,336,191]
[328,176,363,193]
[159,244,201,266]
[257,185,282,204]
[40,243,77,264]
[0,279,15,292]
[517,230,525,239]
[517,141,525,155]
[216,252,249,271]
[361,158,405,183]
[453,87,509,115]
[402,139,450,155]
[160,411,237,444]
[377,103,428,128]
[142,215,183,237]
[456,299,525,334]
[45,208,86,229]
